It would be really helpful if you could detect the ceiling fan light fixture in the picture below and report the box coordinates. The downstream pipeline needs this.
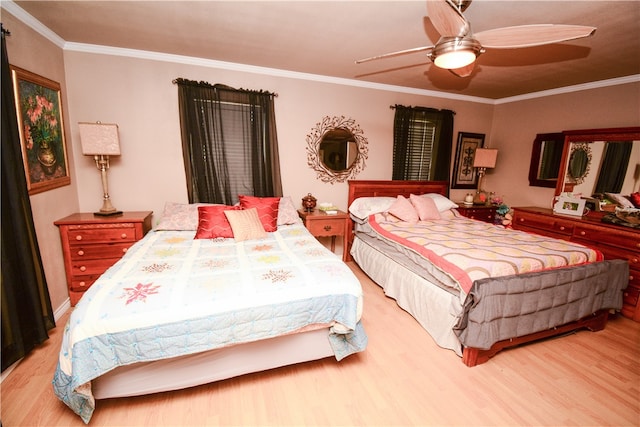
[429,37,484,69]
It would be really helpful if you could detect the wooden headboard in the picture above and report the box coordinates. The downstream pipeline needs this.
[345,180,450,261]
[347,180,449,207]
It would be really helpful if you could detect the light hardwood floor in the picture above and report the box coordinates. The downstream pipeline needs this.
[2,262,639,426]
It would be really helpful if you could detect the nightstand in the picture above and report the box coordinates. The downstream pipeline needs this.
[456,204,497,224]
[54,211,153,305]
[298,209,349,261]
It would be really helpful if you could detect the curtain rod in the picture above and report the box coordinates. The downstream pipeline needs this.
[172,78,278,97]
[390,104,455,115]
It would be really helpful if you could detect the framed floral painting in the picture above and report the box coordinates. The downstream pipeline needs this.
[11,65,70,194]
[451,132,485,189]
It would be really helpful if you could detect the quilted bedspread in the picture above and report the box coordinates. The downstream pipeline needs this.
[52,224,366,423]
[369,214,603,295]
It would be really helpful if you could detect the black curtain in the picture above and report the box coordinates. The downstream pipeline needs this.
[594,141,633,194]
[392,105,454,181]
[1,25,55,372]
[174,79,282,205]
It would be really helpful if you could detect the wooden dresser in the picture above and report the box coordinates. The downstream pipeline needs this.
[512,207,640,322]
[456,204,497,224]
[55,211,153,305]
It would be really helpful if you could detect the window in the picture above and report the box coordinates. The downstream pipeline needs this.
[392,105,454,181]
[174,79,282,205]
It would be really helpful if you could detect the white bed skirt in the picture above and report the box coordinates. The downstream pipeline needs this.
[93,327,334,399]
[351,237,464,356]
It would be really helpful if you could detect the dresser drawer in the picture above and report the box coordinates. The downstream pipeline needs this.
[573,224,640,252]
[70,275,101,292]
[69,243,133,260]
[514,210,573,235]
[622,283,640,317]
[68,226,138,244]
[305,218,346,236]
[70,258,120,276]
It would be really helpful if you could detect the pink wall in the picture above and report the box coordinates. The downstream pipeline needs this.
[3,8,639,313]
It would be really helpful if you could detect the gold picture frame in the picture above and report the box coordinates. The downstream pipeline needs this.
[11,65,70,194]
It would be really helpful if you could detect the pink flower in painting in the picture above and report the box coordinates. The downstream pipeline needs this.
[121,283,161,305]
[22,91,59,150]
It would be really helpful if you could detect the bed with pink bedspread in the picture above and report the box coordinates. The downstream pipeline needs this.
[347,180,628,366]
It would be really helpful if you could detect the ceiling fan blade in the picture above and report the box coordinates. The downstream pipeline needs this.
[427,0,469,37]
[449,62,475,77]
[355,46,433,64]
[475,25,596,49]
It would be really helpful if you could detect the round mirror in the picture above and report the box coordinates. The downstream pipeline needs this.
[567,142,592,184]
[319,128,356,172]
[306,116,368,184]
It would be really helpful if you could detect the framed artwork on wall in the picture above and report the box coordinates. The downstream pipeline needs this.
[11,65,70,195]
[451,132,485,189]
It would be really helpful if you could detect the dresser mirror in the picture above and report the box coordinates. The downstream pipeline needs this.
[306,116,369,184]
[555,127,640,198]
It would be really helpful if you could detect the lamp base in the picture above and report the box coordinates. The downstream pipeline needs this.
[94,210,123,217]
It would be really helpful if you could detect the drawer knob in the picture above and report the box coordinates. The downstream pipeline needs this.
[123,248,128,253]
[519,218,524,222]
[631,258,638,264]
[79,281,86,287]
[580,231,586,236]
[121,233,127,239]
[559,226,565,231]
[75,235,83,241]
[629,275,634,281]
[324,225,332,231]
[79,266,86,272]
[77,250,84,256]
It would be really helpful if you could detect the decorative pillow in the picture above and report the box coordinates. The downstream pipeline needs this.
[410,194,441,220]
[224,208,268,242]
[629,192,640,209]
[348,197,397,221]
[387,195,419,223]
[277,196,301,225]
[420,193,459,212]
[194,205,240,239]
[238,195,280,232]
[156,202,200,230]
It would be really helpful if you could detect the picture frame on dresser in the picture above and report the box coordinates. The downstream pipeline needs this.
[553,195,586,217]
[451,132,485,189]
[11,65,71,195]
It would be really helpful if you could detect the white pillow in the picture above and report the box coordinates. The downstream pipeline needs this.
[277,196,302,225]
[420,193,458,212]
[348,197,397,221]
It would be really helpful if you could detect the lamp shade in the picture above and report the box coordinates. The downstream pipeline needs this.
[79,122,120,156]
[473,148,498,169]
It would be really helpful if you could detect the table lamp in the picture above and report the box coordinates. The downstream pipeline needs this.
[473,148,498,205]
[78,122,122,216]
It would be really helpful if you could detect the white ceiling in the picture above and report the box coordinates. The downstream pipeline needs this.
[8,0,640,100]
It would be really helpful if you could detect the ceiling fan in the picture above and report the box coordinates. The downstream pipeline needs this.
[355,0,596,77]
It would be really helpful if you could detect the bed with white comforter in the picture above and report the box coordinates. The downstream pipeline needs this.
[53,219,366,423]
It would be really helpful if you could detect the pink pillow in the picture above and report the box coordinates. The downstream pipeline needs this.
[410,194,441,220]
[238,195,280,232]
[387,195,419,223]
[194,205,240,239]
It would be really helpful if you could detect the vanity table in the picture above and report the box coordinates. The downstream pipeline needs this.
[512,207,640,321]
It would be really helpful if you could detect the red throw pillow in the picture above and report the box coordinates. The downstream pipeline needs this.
[630,192,640,209]
[238,195,280,232]
[194,205,240,239]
